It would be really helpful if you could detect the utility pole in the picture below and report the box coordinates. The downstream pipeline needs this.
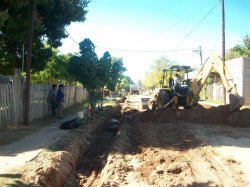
[22,44,24,73]
[24,2,35,126]
[221,0,226,104]
[192,46,203,66]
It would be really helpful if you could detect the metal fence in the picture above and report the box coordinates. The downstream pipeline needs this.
[0,71,88,132]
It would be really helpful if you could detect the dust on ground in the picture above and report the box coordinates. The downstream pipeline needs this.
[18,94,250,186]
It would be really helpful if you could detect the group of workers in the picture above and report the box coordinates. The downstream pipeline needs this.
[47,84,65,119]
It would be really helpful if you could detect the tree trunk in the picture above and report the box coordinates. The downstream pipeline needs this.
[101,85,104,109]
[24,2,35,126]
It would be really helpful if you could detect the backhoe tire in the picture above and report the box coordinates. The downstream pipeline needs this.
[184,95,192,109]
[157,96,164,109]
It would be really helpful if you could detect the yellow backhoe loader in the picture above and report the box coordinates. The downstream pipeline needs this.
[148,53,244,112]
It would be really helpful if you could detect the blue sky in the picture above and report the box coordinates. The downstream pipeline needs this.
[59,0,250,82]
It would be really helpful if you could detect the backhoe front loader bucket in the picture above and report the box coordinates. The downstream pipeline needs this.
[229,94,244,111]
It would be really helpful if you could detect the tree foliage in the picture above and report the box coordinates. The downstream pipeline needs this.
[107,57,126,91]
[98,51,112,87]
[0,0,89,75]
[68,38,127,92]
[68,38,99,90]
[116,75,134,92]
[142,56,173,89]
[31,49,73,83]
[226,35,250,60]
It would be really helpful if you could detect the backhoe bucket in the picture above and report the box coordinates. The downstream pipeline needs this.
[229,94,244,111]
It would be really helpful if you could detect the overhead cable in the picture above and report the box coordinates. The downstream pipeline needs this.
[149,0,217,39]
[174,0,221,49]
[95,46,197,53]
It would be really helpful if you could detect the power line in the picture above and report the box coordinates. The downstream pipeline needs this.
[65,30,79,45]
[65,31,200,53]
[64,31,198,53]
[149,0,217,40]
[64,31,230,53]
[95,46,197,53]
[174,0,221,49]
[65,30,230,53]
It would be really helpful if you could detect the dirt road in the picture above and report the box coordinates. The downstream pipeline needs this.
[62,95,250,186]
[19,94,250,186]
[0,114,77,174]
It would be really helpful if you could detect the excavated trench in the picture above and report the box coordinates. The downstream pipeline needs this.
[66,121,121,186]
[63,106,140,187]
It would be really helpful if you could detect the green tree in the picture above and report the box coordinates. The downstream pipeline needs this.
[116,75,133,92]
[68,38,100,90]
[69,40,126,92]
[107,57,127,91]
[0,0,89,125]
[226,35,250,60]
[142,56,173,89]
[98,51,112,88]
[31,50,73,83]
[0,0,89,74]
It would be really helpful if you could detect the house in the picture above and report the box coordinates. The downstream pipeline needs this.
[226,57,250,105]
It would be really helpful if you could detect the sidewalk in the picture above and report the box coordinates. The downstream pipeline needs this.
[0,113,78,174]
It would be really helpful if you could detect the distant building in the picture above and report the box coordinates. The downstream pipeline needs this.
[226,57,250,105]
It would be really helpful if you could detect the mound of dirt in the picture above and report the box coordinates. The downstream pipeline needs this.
[21,116,106,187]
[123,107,140,115]
[137,105,250,127]
[111,104,123,119]
[119,96,127,103]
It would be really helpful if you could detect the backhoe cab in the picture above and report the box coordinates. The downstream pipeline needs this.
[149,65,193,110]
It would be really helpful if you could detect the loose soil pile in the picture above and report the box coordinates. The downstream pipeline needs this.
[137,104,250,127]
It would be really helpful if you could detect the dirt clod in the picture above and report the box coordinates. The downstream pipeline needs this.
[167,164,183,174]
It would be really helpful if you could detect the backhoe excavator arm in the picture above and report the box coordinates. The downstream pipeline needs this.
[189,53,244,111]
